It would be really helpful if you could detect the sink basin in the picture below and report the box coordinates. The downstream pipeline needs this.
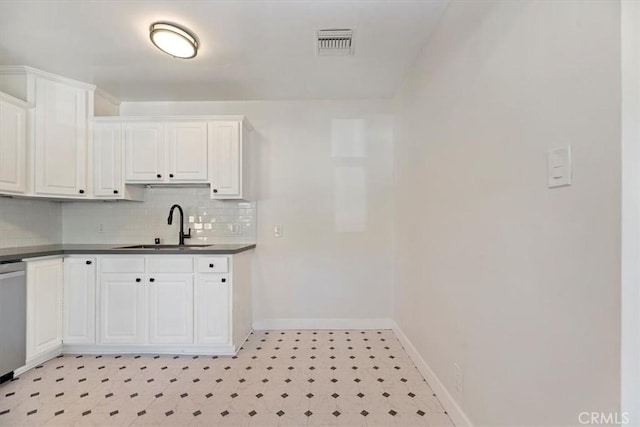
[117,244,213,250]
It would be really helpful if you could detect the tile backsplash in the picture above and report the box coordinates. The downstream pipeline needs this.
[0,196,62,248]
[62,187,256,245]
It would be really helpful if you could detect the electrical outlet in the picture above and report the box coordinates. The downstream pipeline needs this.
[453,363,463,393]
[274,226,283,238]
[98,223,105,233]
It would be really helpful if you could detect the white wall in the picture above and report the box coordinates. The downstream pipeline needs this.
[621,0,640,425]
[392,1,621,426]
[119,100,394,327]
[0,197,62,248]
[62,187,256,244]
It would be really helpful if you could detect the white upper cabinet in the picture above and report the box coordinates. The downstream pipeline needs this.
[124,122,165,182]
[0,66,95,199]
[166,122,208,182]
[123,120,208,184]
[94,122,144,201]
[0,92,30,194]
[94,122,122,197]
[0,67,256,201]
[209,119,253,200]
[34,77,89,197]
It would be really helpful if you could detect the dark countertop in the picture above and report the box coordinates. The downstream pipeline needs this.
[0,243,256,263]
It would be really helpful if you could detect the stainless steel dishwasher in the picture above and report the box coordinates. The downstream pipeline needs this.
[0,261,26,383]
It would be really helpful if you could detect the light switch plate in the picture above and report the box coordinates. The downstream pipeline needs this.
[548,146,572,188]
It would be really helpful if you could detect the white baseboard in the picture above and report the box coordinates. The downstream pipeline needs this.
[253,318,394,330]
[62,344,236,357]
[14,346,62,376]
[392,322,473,427]
[235,329,253,352]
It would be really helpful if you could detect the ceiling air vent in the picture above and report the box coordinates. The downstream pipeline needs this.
[316,29,354,56]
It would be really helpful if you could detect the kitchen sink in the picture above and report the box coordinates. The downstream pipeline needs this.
[116,244,213,250]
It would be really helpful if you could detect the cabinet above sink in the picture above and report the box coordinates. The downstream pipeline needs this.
[0,65,256,202]
[93,115,254,201]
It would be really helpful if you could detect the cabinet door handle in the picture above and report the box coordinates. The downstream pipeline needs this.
[156,174,162,178]
[149,278,155,282]
[135,278,141,283]
[85,260,92,265]
[213,189,218,194]
[113,190,119,194]
[209,263,214,268]
[79,189,85,194]
[169,173,174,178]
[221,278,226,283]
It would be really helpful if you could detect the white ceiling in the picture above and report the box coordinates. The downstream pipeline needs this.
[0,0,446,101]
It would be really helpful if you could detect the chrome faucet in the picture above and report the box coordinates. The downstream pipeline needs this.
[167,204,191,245]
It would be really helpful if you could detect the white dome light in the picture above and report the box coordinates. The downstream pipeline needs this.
[149,22,198,59]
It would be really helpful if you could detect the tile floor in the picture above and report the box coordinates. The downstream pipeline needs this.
[0,330,453,426]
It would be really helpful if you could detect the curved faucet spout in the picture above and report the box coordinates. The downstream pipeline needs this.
[167,204,191,245]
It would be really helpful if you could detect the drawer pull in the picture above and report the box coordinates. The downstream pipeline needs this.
[149,278,155,282]
[113,190,119,194]
[169,173,174,178]
[156,174,162,178]
[85,260,92,265]
[209,263,214,268]
[135,278,141,283]
[213,189,218,193]
[79,189,85,194]
[221,278,226,283]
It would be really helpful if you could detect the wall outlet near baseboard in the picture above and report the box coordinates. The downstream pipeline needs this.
[453,363,463,393]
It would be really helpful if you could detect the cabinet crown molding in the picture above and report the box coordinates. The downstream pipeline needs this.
[92,115,253,130]
[94,88,121,106]
[0,65,96,92]
[0,91,33,109]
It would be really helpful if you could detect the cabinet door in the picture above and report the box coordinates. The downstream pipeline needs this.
[34,78,88,197]
[124,122,164,182]
[208,121,241,198]
[26,258,63,361]
[148,274,193,344]
[166,122,208,182]
[63,257,96,344]
[99,273,145,344]
[94,122,123,198]
[195,274,230,345]
[0,98,27,194]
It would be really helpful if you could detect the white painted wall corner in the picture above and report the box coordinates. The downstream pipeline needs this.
[392,321,473,427]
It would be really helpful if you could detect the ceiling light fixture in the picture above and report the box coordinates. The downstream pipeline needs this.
[149,22,198,59]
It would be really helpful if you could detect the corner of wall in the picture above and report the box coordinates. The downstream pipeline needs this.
[391,321,473,427]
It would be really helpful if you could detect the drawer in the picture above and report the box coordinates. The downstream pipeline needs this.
[100,256,144,273]
[147,256,194,273]
[196,256,229,273]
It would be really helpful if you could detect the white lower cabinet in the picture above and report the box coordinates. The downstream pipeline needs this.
[148,274,194,344]
[91,254,248,353]
[63,257,96,344]
[195,274,230,345]
[99,272,145,344]
[26,257,63,363]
